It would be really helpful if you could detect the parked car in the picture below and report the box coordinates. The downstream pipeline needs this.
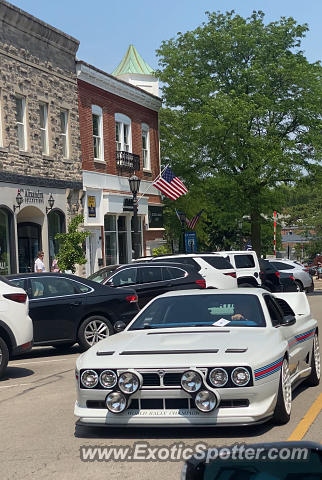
[6,273,139,350]
[0,276,33,377]
[268,259,314,292]
[135,253,237,289]
[259,259,297,292]
[219,250,261,287]
[89,262,206,308]
[74,289,319,428]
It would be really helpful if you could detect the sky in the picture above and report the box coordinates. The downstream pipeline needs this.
[9,0,322,74]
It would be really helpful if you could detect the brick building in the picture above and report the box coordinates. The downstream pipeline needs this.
[0,1,82,273]
[77,46,164,274]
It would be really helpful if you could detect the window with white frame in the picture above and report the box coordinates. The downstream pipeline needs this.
[92,105,103,161]
[15,96,27,151]
[141,123,150,170]
[39,102,49,155]
[60,110,69,159]
[115,113,131,152]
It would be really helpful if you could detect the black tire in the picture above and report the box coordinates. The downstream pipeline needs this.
[0,336,9,379]
[272,358,292,425]
[305,334,320,387]
[295,280,304,292]
[53,342,75,351]
[78,315,113,350]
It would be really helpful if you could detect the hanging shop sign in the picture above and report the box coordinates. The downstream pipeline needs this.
[148,206,163,228]
[88,195,96,218]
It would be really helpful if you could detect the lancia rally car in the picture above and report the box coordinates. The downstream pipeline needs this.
[74,289,320,427]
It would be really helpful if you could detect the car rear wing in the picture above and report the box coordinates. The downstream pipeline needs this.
[272,292,310,316]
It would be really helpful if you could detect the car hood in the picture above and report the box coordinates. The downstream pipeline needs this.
[77,327,282,370]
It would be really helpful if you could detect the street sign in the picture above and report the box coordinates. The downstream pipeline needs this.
[185,232,197,253]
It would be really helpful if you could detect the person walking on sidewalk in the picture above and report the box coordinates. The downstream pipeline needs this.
[34,251,45,273]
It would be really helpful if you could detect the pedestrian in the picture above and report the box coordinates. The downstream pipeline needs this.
[51,257,60,273]
[34,251,45,273]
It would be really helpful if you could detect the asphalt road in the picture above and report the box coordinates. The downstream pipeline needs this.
[1,294,321,480]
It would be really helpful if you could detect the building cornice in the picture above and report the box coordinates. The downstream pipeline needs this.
[77,62,162,112]
[0,171,82,190]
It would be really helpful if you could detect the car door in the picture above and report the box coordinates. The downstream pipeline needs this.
[29,276,86,343]
[136,266,165,307]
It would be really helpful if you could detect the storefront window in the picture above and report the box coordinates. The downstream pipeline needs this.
[131,216,142,258]
[48,210,65,268]
[118,216,128,264]
[104,215,117,265]
[0,208,11,275]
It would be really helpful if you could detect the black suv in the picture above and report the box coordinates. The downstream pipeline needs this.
[259,259,297,292]
[89,262,206,307]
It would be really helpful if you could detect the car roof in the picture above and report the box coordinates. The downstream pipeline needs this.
[157,288,265,298]
[139,253,226,259]
[6,272,99,287]
[115,262,197,270]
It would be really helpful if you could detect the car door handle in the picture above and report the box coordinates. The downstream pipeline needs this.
[71,301,82,306]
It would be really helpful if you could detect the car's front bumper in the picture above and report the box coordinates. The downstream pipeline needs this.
[74,380,278,427]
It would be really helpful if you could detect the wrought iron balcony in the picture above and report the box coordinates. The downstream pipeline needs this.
[116,151,140,172]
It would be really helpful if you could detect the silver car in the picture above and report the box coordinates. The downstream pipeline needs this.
[268,260,314,292]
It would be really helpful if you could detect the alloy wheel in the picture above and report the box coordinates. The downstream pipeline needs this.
[84,320,109,346]
[281,359,292,415]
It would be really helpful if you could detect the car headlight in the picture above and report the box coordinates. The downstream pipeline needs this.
[195,390,217,412]
[81,370,98,388]
[106,392,127,413]
[118,372,140,394]
[209,368,228,387]
[231,367,250,386]
[181,370,202,393]
[99,370,117,389]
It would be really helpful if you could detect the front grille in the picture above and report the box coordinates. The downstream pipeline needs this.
[86,398,249,410]
[219,399,249,408]
[163,373,182,386]
[142,373,160,386]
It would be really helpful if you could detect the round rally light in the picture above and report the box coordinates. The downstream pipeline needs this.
[181,370,202,393]
[81,370,98,388]
[106,392,127,413]
[195,390,217,412]
[118,372,140,394]
[209,368,228,387]
[231,367,250,386]
[99,370,117,389]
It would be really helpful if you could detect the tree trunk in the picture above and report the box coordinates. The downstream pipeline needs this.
[250,210,261,257]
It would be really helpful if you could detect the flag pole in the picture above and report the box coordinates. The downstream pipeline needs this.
[137,164,169,203]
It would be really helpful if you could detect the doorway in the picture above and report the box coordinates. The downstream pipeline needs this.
[18,222,42,272]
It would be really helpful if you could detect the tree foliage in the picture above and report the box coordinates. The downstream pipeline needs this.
[156,10,322,255]
[55,215,90,274]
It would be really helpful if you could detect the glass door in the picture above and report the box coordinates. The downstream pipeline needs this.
[18,222,42,273]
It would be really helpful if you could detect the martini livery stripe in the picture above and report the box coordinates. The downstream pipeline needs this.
[254,356,284,380]
[288,329,315,349]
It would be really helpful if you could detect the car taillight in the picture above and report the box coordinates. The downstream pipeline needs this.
[195,279,206,288]
[224,272,237,278]
[3,293,27,303]
[125,294,138,303]
[274,271,280,278]
[289,275,295,281]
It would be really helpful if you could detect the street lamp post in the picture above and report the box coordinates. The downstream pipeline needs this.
[129,175,141,259]
[177,211,186,254]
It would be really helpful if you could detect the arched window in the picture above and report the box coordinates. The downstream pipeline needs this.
[141,123,150,170]
[0,207,14,274]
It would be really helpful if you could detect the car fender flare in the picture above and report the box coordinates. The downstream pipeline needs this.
[0,320,16,351]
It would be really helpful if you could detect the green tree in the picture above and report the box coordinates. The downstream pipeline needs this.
[55,215,90,274]
[157,10,322,255]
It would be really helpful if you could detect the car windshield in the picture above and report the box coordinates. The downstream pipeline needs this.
[129,294,266,330]
[88,266,118,283]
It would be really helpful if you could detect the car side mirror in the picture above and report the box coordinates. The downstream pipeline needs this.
[114,321,126,333]
[280,315,296,326]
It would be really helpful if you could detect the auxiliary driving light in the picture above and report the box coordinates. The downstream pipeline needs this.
[209,368,228,387]
[181,370,202,393]
[195,390,217,412]
[81,370,98,388]
[99,370,117,389]
[231,367,250,386]
[118,372,140,394]
[106,391,127,413]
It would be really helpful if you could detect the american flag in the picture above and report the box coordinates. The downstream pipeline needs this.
[186,210,204,230]
[153,166,188,200]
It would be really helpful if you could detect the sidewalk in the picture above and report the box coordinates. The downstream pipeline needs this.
[313,277,322,291]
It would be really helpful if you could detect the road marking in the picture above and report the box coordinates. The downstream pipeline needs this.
[0,383,32,389]
[9,357,78,367]
[288,393,322,441]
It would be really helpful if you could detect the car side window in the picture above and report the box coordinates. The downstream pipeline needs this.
[111,268,137,287]
[201,256,234,269]
[271,261,294,270]
[71,281,91,293]
[140,267,163,284]
[163,267,186,280]
[30,277,78,298]
[234,255,255,268]
[264,295,284,326]
[180,258,201,271]
[8,278,26,290]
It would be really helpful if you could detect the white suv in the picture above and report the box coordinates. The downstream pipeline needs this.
[219,251,262,287]
[0,277,33,378]
[139,253,238,289]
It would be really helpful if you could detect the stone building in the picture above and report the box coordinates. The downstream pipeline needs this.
[0,1,82,273]
[77,45,164,275]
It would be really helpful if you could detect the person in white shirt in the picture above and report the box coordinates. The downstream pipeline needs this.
[34,251,45,273]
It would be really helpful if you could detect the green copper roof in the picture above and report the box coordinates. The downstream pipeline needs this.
[112,45,154,76]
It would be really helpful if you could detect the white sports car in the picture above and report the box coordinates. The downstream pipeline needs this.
[74,289,320,427]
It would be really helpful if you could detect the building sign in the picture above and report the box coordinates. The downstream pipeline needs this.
[123,198,134,212]
[88,195,96,217]
[148,206,163,228]
[185,232,197,253]
[19,188,44,204]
